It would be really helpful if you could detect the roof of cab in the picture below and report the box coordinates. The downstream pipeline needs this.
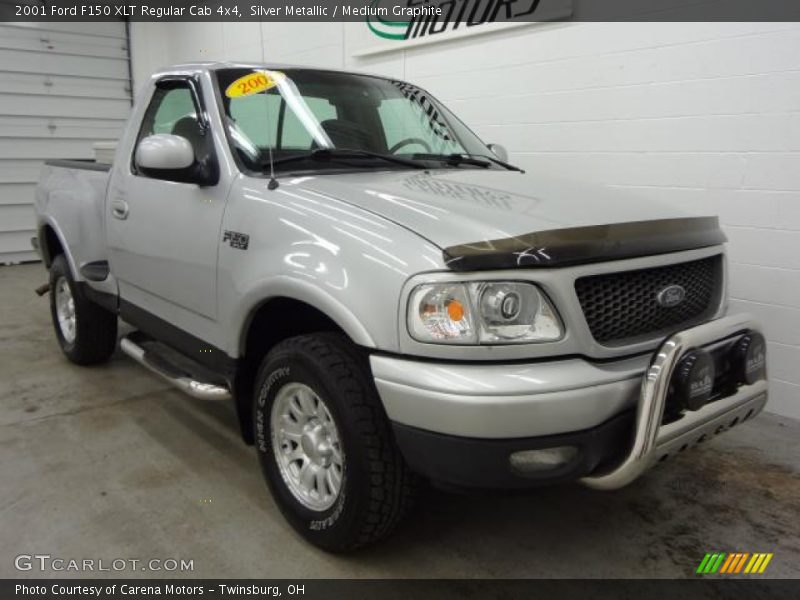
[154,61,373,78]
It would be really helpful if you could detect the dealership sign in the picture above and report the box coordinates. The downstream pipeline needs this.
[366,0,572,42]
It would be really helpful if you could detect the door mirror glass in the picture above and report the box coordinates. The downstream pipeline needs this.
[487,143,508,163]
[136,134,195,172]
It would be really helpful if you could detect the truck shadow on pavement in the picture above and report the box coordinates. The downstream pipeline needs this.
[152,393,800,578]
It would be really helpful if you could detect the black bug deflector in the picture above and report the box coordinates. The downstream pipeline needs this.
[442,217,727,271]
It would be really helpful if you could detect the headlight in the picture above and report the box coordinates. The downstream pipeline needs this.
[408,281,563,345]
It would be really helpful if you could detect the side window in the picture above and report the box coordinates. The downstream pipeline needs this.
[139,86,197,137]
[136,83,203,163]
[133,79,219,186]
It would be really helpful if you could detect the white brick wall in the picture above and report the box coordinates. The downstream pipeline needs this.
[130,21,800,419]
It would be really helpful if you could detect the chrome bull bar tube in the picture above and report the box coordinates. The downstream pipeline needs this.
[580,313,768,491]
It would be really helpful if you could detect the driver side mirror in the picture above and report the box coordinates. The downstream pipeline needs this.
[487,143,509,163]
[135,134,216,186]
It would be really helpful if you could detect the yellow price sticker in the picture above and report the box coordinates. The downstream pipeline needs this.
[225,71,285,98]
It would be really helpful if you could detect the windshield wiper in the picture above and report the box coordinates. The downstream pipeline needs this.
[467,152,525,173]
[411,153,491,168]
[265,148,427,171]
[413,152,524,172]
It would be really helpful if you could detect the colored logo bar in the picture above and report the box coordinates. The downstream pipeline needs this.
[696,552,773,574]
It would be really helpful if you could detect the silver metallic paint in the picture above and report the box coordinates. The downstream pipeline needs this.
[371,352,649,438]
[38,62,726,360]
[35,62,751,449]
[135,134,195,171]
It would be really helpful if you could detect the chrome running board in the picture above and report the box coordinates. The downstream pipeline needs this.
[581,313,768,491]
[120,334,231,401]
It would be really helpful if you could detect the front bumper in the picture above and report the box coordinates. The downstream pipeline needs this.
[391,411,635,489]
[371,353,649,439]
[372,314,767,490]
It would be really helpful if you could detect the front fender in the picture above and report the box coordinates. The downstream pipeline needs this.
[233,275,377,355]
[218,176,447,357]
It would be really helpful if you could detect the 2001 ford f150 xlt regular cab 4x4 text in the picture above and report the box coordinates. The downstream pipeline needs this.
[34,63,768,551]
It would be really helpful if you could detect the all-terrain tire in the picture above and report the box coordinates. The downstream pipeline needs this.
[253,333,417,552]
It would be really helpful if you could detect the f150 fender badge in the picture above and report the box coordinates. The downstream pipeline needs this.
[657,284,686,307]
[223,230,249,250]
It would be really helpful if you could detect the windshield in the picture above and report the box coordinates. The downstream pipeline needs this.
[214,68,496,173]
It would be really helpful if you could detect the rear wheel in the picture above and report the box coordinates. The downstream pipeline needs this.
[49,254,117,365]
[253,333,416,551]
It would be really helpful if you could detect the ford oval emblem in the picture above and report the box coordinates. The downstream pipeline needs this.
[657,284,686,308]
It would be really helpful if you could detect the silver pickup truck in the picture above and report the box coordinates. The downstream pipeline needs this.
[34,62,768,551]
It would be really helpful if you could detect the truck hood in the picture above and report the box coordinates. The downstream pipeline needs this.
[296,169,725,270]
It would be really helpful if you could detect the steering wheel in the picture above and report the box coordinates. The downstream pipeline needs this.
[389,137,432,154]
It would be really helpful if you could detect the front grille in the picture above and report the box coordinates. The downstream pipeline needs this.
[575,255,723,345]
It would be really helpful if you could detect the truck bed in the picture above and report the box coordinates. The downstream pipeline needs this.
[36,160,112,283]
[44,159,111,172]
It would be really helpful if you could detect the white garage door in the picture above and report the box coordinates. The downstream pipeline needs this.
[0,18,132,264]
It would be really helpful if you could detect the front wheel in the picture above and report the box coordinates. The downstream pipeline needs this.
[253,333,416,552]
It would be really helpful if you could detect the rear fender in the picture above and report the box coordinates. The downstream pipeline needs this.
[38,217,82,280]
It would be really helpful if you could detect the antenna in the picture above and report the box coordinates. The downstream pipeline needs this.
[266,142,278,190]
[264,70,279,190]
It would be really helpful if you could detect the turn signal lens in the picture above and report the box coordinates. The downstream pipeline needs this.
[409,284,476,343]
[447,299,465,322]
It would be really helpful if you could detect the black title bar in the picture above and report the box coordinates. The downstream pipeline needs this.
[2,0,800,22]
[4,579,800,600]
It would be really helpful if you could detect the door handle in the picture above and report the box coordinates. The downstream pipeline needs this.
[111,199,129,220]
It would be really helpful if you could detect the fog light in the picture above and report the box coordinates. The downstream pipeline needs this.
[672,349,715,411]
[731,331,767,385]
[509,446,579,474]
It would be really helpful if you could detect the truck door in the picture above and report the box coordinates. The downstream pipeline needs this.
[107,76,229,326]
